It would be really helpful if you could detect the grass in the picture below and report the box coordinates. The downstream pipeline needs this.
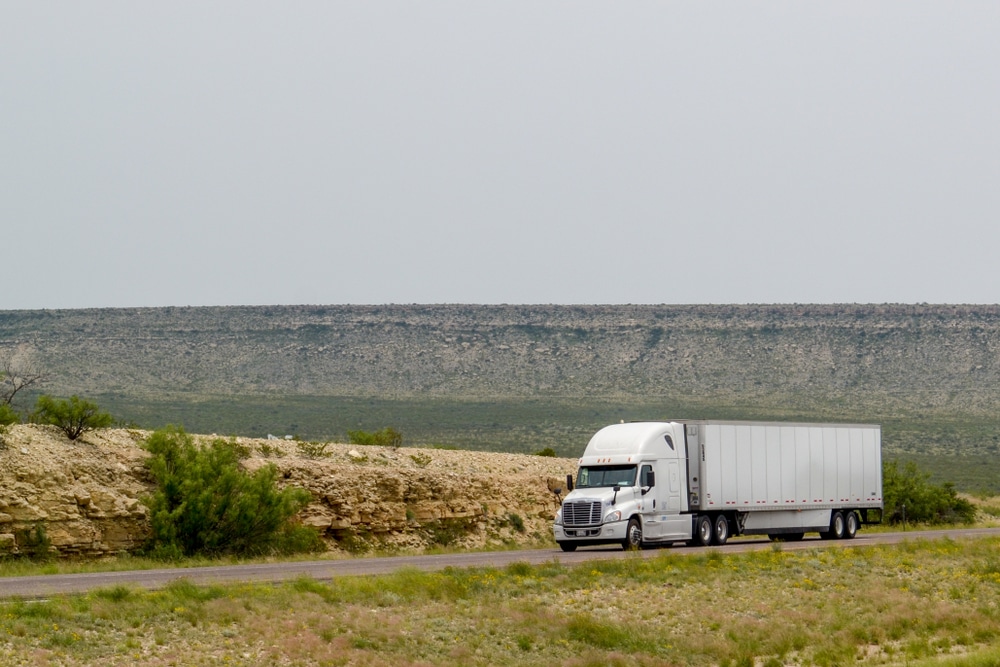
[1,537,999,665]
[96,393,1000,492]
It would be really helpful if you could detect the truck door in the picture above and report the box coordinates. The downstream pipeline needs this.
[662,458,690,538]
[638,463,662,539]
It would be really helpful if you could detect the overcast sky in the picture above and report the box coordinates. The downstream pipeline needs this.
[3,3,999,309]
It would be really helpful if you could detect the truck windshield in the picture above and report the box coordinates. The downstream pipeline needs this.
[576,465,637,489]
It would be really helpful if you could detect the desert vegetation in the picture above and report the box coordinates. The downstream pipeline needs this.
[1,537,999,666]
[30,395,114,441]
[882,460,976,525]
[142,426,323,560]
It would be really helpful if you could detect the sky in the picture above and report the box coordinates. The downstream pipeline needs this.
[3,2,999,309]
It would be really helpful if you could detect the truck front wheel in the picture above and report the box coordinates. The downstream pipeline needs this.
[623,517,642,551]
[559,542,577,552]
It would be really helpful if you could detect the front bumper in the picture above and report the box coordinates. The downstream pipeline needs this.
[554,518,628,543]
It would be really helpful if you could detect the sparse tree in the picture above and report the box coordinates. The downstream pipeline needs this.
[31,394,114,440]
[1,354,47,408]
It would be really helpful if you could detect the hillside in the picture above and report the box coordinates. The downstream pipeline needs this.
[2,304,999,461]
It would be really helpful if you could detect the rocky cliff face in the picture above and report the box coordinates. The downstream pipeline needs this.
[3,303,999,411]
[0,425,575,558]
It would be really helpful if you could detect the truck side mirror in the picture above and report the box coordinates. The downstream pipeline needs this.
[566,474,574,492]
[641,470,654,495]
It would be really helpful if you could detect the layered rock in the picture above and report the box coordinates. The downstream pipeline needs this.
[0,426,575,557]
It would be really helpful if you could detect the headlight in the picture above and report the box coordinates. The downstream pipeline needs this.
[604,510,621,523]
[554,508,563,525]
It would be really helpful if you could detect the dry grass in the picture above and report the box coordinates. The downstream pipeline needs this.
[1,537,999,665]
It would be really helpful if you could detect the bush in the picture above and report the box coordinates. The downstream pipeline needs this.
[296,441,332,458]
[0,404,16,449]
[31,395,113,440]
[507,513,526,533]
[0,403,18,427]
[534,447,557,457]
[883,459,976,525]
[409,452,432,468]
[348,427,403,449]
[14,525,53,561]
[143,426,319,559]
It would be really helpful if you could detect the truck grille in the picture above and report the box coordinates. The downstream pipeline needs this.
[562,500,603,527]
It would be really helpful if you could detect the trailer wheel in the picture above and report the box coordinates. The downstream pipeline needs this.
[713,515,729,545]
[695,516,713,547]
[559,542,577,552]
[844,511,859,539]
[829,511,846,539]
[623,517,642,551]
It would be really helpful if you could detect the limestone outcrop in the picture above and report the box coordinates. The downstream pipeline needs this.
[0,425,576,557]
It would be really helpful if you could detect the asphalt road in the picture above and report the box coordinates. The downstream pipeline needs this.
[2,527,998,599]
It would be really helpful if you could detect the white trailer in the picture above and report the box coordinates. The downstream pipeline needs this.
[553,420,882,551]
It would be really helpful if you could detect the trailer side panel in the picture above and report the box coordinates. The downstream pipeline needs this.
[696,422,881,512]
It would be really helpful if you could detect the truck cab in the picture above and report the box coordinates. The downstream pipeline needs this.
[554,422,689,552]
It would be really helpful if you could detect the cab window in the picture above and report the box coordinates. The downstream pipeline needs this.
[577,465,637,488]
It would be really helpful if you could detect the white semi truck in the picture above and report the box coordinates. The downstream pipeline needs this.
[553,420,882,551]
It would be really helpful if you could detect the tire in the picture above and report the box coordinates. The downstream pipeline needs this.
[622,517,642,551]
[844,511,859,539]
[559,542,577,552]
[695,516,713,547]
[829,511,846,540]
[713,515,729,546]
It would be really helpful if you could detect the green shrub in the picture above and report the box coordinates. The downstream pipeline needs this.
[30,395,113,440]
[348,427,403,448]
[0,404,15,448]
[15,525,53,561]
[883,459,976,525]
[534,447,557,457]
[256,442,286,458]
[409,452,432,468]
[296,441,332,458]
[0,403,18,427]
[143,426,318,558]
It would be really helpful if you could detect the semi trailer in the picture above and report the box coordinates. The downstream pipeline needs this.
[553,420,882,551]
